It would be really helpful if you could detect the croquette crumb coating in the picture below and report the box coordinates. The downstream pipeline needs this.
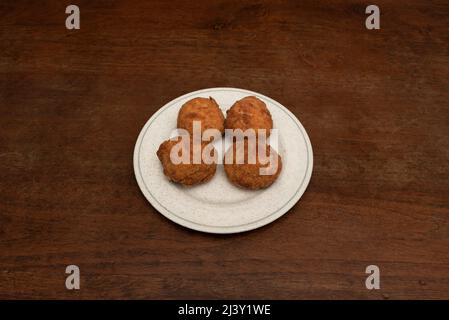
[177,97,225,136]
[225,96,273,136]
[224,140,282,190]
[156,137,217,186]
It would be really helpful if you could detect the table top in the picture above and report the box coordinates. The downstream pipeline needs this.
[0,0,448,299]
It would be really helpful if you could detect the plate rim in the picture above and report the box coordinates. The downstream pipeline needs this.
[133,87,313,234]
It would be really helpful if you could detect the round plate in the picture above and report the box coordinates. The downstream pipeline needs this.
[133,88,313,234]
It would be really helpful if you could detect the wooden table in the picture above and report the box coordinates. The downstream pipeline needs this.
[1,0,448,299]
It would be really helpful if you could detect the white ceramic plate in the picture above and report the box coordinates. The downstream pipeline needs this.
[133,88,313,234]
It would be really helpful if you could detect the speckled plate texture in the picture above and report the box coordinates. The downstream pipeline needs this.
[134,88,313,234]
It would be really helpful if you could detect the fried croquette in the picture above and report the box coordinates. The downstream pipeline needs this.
[157,136,217,186]
[223,139,282,190]
[177,97,225,136]
[225,96,273,137]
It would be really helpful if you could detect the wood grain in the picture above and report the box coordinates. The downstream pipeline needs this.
[0,0,448,299]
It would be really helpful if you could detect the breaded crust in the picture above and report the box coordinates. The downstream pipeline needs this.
[225,96,273,137]
[177,97,225,136]
[223,139,282,190]
[157,137,217,186]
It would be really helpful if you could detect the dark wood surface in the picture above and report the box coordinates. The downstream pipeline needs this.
[1,0,448,299]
